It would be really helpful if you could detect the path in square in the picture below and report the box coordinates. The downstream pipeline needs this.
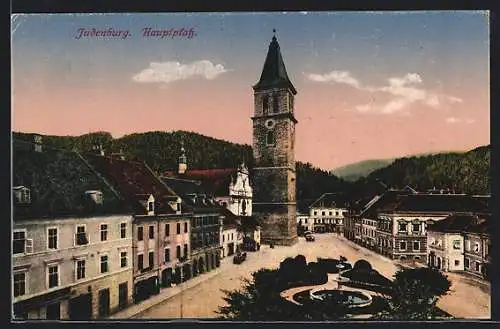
[131,233,490,319]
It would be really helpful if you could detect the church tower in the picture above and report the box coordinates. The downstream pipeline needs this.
[251,31,298,246]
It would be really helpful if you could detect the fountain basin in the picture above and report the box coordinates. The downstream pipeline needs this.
[309,289,372,308]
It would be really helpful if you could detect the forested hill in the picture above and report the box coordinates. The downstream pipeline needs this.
[12,131,490,200]
[12,131,349,205]
[353,145,490,195]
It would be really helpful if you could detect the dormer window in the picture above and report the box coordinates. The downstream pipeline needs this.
[148,202,154,213]
[85,190,103,205]
[13,186,31,204]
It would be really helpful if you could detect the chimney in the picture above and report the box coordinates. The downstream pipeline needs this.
[34,134,42,152]
[178,142,187,174]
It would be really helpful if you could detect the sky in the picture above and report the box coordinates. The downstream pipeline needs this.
[11,11,490,170]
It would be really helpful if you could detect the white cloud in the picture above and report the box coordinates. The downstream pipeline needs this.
[446,117,475,124]
[133,60,229,84]
[307,69,463,115]
[306,71,361,89]
[381,98,412,114]
[447,96,463,103]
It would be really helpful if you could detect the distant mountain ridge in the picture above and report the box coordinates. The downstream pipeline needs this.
[353,145,490,196]
[333,159,395,182]
[12,131,490,202]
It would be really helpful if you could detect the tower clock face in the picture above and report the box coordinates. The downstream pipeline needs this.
[265,119,275,129]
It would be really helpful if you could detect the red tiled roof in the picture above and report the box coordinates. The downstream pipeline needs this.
[85,154,178,215]
[163,168,237,196]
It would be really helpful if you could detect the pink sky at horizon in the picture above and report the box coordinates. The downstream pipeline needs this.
[12,75,490,169]
[11,13,490,170]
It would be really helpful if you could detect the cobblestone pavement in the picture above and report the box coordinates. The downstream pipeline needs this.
[131,233,490,319]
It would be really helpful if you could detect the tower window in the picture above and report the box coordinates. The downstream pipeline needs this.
[262,96,269,114]
[273,96,279,113]
[266,131,275,145]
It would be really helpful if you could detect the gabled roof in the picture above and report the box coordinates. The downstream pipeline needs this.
[310,193,350,209]
[427,213,490,235]
[83,154,179,215]
[360,189,413,219]
[164,168,237,196]
[13,139,129,220]
[384,194,490,214]
[160,176,226,214]
[253,35,297,94]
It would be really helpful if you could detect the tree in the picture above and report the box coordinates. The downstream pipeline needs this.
[353,259,372,271]
[216,268,304,321]
[217,267,349,321]
[375,267,452,320]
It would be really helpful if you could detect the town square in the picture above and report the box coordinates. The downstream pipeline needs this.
[11,11,490,321]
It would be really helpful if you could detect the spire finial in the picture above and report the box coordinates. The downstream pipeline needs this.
[272,28,277,41]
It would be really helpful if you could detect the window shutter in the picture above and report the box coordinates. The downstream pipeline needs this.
[25,239,33,254]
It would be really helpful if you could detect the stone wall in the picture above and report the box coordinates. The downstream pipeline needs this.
[255,204,297,245]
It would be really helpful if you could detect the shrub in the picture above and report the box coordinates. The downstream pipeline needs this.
[294,255,307,268]
[307,262,328,285]
[316,258,341,273]
[353,259,372,271]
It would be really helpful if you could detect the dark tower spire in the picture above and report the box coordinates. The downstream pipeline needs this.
[251,31,298,246]
[253,32,297,94]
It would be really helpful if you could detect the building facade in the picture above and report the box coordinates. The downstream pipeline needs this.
[163,148,260,257]
[251,32,298,246]
[160,173,224,276]
[309,193,349,234]
[463,219,490,279]
[12,138,134,320]
[83,152,192,303]
[296,213,313,235]
[376,194,490,262]
[427,213,490,279]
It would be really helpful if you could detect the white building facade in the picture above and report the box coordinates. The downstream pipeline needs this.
[13,215,134,320]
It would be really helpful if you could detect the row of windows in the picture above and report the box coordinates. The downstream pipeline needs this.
[192,217,219,228]
[362,228,376,238]
[262,95,281,115]
[13,252,128,298]
[397,222,423,233]
[13,223,128,254]
[137,222,188,241]
[313,210,347,217]
[192,232,220,250]
[137,244,188,271]
[464,258,482,271]
[430,238,482,253]
[398,241,420,251]
[465,240,485,253]
[222,232,236,243]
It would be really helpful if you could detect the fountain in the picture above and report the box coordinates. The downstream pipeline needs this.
[309,289,372,308]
